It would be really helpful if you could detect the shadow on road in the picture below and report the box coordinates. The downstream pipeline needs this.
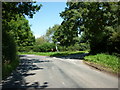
[2,56,49,90]
[50,53,89,60]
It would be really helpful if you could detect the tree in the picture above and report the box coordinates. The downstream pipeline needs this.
[57,2,119,54]
[52,2,83,47]
[2,2,42,62]
[8,15,35,47]
[45,24,60,42]
[52,22,79,46]
[35,35,48,45]
[2,2,41,20]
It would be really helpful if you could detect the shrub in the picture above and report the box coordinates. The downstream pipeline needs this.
[2,56,19,79]
[32,45,40,52]
[79,43,90,51]
[2,31,19,79]
[33,43,56,52]
[58,46,67,51]
[18,46,34,52]
[40,43,56,52]
[67,45,76,51]
[2,31,17,63]
[58,43,90,51]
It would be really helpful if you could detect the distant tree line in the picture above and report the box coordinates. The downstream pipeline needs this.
[15,2,119,55]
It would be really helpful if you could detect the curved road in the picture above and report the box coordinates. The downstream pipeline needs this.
[2,55,118,89]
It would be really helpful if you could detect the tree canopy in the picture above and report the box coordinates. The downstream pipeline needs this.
[2,2,42,62]
[52,2,119,54]
[45,24,60,43]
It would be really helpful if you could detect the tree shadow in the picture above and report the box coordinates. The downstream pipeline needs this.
[2,56,49,90]
[23,81,48,90]
[2,81,49,90]
[50,53,90,60]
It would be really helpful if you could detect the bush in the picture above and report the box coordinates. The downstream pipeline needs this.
[79,43,90,51]
[18,46,33,52]
[17,46,25,52]
[58,46,67,51]
[32,45,40,52]
[2,31,17,63]
[33,43,56,52]
[2,56,19,79]
[2,31,19,79]
[58,43,90,51]
[67,45,76,51]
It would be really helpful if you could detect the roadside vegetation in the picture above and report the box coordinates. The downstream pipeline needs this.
[2,2,120,79]
[2,2,42,79]
[2,57,19,79]
[84,54,120,73]
[19,51,88,57]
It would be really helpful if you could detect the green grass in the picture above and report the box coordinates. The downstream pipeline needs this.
[18,51,89,57]
[2,57,19,79]
[84,53,120,72]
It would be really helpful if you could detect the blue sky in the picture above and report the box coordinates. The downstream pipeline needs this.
[26,2,66,38]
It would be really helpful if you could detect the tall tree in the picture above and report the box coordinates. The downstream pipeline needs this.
[45,24,60,42]
[8,15,35,47]
[57,2,119,54]
[35,35,48,45]
[2,2,42,62]
[52,21,79,46]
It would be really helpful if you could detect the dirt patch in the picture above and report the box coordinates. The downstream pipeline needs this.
[83,61,120,77]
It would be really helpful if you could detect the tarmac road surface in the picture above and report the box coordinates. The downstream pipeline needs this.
[1,55,119,89]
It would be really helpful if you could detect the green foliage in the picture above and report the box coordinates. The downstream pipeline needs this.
[52,23,79,47]
[58,2,119,54]
[58,45,77,51]
[32,45,40,52]
[58,46,68,51]
[109,25,120,53]
[35,35,48,45]
[2,2,41,61]
[33,43,56,52]
[79,43,90,51]
[2,2,41,79]
[2,31,17,63]
[17,46,33,52]
[2,2,42,20]
[18,42,56,53]
[8,15,35,47]
[84,53,120,72]
[19,43,89,53]
[19,51,88,56]
[46,24,60,42]
[2,56,19,79]
[57,43,89,51]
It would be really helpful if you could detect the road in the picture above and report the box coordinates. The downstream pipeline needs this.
[1,54,119,89]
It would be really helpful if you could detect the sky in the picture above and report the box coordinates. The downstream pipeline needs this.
[26,2,66,38]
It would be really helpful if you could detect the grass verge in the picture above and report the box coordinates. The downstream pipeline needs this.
[84,53,120,74]
[2,57,19,80]
[18,51,89,57]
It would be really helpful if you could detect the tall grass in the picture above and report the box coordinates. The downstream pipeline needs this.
[84,53,120,72]
[2,57,19,79]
